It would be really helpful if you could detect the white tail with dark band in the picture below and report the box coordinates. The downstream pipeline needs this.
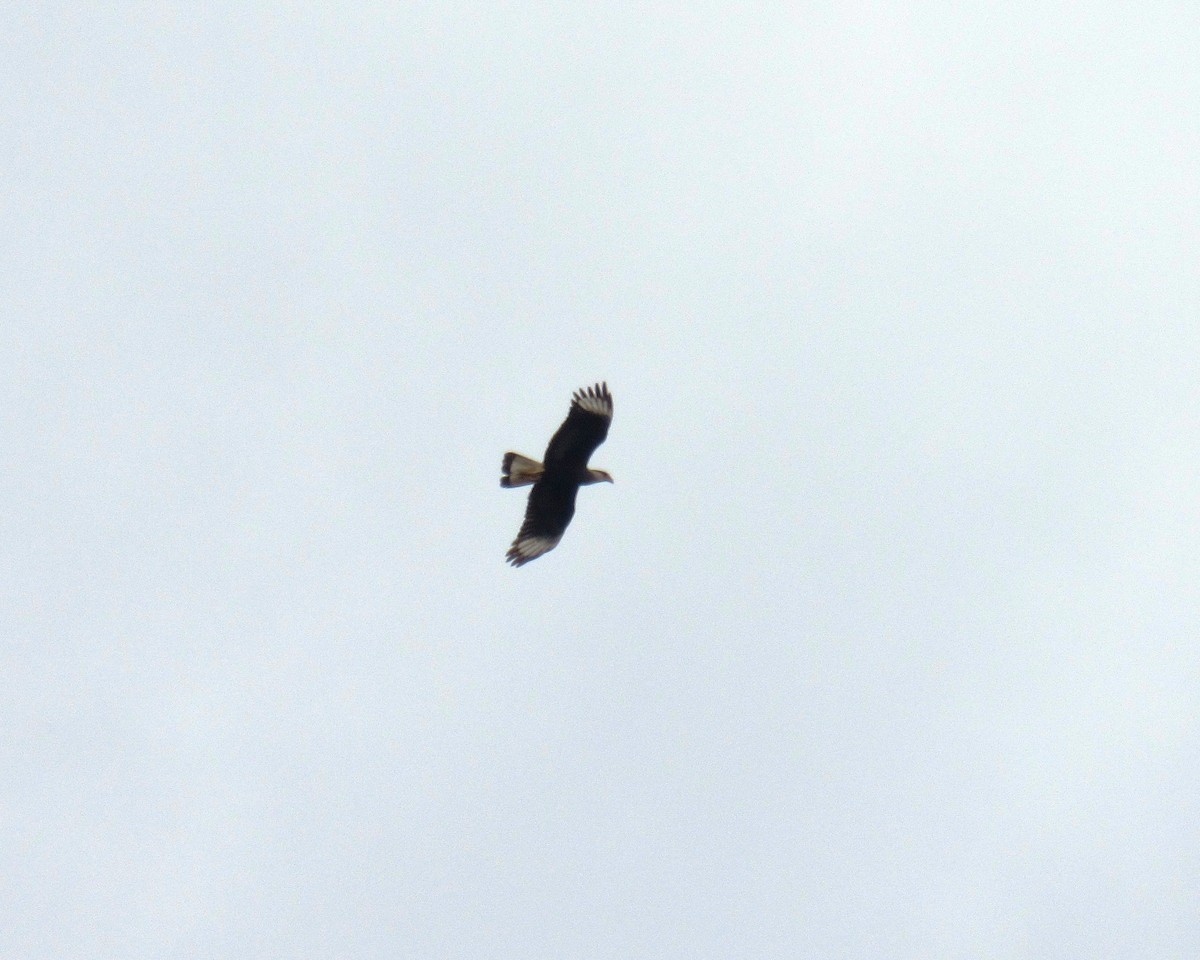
[500,452,544,488]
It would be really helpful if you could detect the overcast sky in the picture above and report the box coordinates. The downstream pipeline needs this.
[3,3,1198,958]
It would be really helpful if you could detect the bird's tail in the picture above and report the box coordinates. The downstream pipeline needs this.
[501,452,544,488]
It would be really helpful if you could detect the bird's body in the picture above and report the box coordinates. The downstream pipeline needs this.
[502,382,613,566]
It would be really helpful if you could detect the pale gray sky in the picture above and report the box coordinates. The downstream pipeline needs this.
[3,3,1198,958]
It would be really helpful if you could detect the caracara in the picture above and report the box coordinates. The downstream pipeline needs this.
[501,382,614,566]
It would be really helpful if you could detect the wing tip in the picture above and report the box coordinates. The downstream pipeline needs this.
[571,381,612,418]
[505,534,562,567]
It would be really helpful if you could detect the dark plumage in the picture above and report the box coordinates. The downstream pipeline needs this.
[501,382,614,566]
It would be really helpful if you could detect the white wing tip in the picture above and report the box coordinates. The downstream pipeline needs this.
[572,381,612,418]
[506,534,562,567]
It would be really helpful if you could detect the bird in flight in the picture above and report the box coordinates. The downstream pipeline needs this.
[501,382,614,566]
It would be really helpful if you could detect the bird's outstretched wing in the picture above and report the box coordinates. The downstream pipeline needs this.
[505,478,578,566]
[541,382,613,471]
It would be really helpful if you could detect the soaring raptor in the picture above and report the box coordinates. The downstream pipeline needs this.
[501,382,614,566]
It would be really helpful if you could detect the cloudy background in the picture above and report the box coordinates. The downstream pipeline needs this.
[3,3,1198,957]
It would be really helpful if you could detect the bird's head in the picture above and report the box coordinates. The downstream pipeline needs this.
[584,468,614,485]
